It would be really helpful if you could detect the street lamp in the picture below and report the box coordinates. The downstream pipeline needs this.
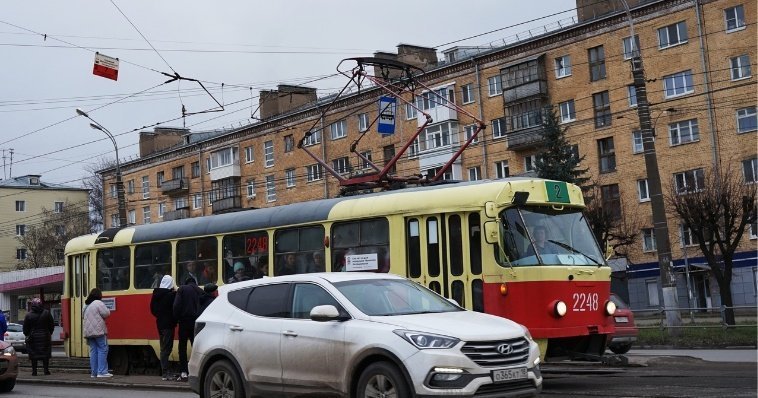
[75,108,128,228]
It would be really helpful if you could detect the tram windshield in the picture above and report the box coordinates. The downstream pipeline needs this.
[497,206,606,267]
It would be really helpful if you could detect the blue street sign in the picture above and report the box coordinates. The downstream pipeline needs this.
[377,96,397,135]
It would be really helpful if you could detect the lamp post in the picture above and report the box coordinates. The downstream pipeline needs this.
[76,108,128,228]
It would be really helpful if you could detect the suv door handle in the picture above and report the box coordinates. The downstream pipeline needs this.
[229,325,243,332]
[282,330,298,337]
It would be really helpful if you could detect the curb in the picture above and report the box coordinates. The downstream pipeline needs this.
[16,376,192,392]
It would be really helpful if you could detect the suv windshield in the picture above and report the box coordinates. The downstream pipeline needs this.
[333,279,462,316]
[497,206,605,267]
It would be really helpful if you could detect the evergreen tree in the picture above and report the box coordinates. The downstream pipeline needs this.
[534,105,589,187]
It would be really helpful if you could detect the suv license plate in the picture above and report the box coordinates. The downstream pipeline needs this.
[492,367,527,383]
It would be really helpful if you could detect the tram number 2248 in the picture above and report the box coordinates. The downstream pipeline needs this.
[572,293,599,312]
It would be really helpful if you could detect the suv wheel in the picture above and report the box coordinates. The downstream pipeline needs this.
[203,360,243,398]
[356,362,410,398]
[609,343,632,355]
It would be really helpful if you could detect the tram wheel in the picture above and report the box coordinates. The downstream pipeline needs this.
[109,346,129,375]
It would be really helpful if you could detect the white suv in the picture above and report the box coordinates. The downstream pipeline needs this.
[188,273,542,397]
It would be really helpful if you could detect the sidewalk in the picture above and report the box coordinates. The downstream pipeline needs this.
[15,366,191,391]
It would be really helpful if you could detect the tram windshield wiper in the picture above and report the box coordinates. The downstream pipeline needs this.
[547,240,602,266]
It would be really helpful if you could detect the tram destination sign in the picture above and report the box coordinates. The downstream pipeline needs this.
[345,253,378,271]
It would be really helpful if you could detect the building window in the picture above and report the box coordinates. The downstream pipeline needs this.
[306,164,323,182]
[663,70,694,98]
[245,145,254,163]
[54,224,64,236]
[598,137,616,173]
[731,55,752,80]
[156,171,164,188]
[283,135,295,153]
[742,157,757,184]
[492,118,505,138]
[680,224,699,247]
[16,249,27,261]
[737,107,757,133]
[54,201,64,213]
[383,145,396,174]
[468,167,481,181]
[461,84,474,104]
[209,147,238,169]
[246,181,256,198]
[359,151,372,169]
[487,75,502,96]
[622,35,640,60]
[207,192,213,207]
[495,160,510,179]
[127,180,135,194]
[330,120,347,140]
[524,155,537,172]
[646,279,660,306]
[15,225,25,236]
[424,167,453,181]
[110,184,117,198]
[601,184,621,220]
[416,88,453,111]
[264,140,274,167]
[191,194,201,210]
[638,179,650,202]
[658,21,688,48]
[265,175,276,202]
[15,200,25,212]
[632,130,644,154]
[405,102,417,120]
[110,214,118,228]
[128,209,136,225]
[332,157,351,174]
[464,124,479,144]
[158,202,165,217]
[143,206,151,224]
[175,196,188,210]
[142,176,149,199]
[303,129,322,146]
[421,122,454,150]
[191,161,200,178]
[725,5,746,32]
[669,119,700,145]
[172,166,184,180]
[588,45,606,81]
[627,85,638,107]
[593,91,611,128]
[642,228,657,252]
[559,99,576,123]
[674,168,705,194]
[554,55,572,78]
[358,113,369,132]
[285,169,296,187]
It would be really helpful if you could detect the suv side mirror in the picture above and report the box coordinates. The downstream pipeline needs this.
[310,305,343,322]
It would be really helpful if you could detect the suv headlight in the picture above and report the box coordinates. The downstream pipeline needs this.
[520,325,534,342]
[2,346,15,357]
[394,330,460,349]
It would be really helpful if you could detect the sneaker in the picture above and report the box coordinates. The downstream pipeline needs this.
[97,373,114,378]
[178,372,188,381]
[161,374,169,381]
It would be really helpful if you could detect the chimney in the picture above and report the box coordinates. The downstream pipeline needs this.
[258,84,317,120]
[139,127,187,157]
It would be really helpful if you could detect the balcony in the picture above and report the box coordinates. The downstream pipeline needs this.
[417,105,457,128]
[503,79,547,103]
[163,207,190,221]
[506,125,545,151]
[209,164,240,182]
[161,177,188,196]
[212,196,242,214]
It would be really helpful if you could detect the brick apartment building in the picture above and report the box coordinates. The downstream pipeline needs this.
[100,0,757,310]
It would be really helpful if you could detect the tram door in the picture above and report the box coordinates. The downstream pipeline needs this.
[67,253,89,357]
[405,213,484,312]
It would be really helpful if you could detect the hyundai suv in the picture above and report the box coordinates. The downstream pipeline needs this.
[189,273,542,397]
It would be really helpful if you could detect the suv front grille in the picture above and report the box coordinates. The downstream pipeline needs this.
[461,337,529,367]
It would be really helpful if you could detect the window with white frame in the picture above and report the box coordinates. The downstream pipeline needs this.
[15,200,25,212]
[658,21,688,48]
[422,122,454,150]
[737,107,757,133]
[192,194,202,210]
[405,102,417,120]
[524,154,538,172]
[142,176,149,199]
[330,120,347,140]
[674,168,705,194]
[424,166,453,181]
[128,209,136,225]
[461,84,474,104]
[285,169,296,187]
[332,157,351,174]
[487,75,502,96]
[416,87,454,110]
[464,124,479,144]
[209,147,238,169]
[725,5,746,32]
[244,145,254,163]
[632,130,644,154]
[16,248,27,261]
[669,119,699,145]
[175,197,188,209]
[15,225,25,236]
[110,184,117,198]
[742,157,757,184]
[360,151,372,169]
[54,201,64,213]
[143,206,151,224]
[646,279,660,306]
[468,166,481,181]
[495,160,510,179]
[559,99,576,123]
[730,54,752,80]
[265,175,276,202]
[627,85,638,107]
[303,129,321,146]
[622,35,640,60]
[158,202,166,217]
[246,181,256,198]
[264,140,274,167]
[554,55,572,78]
[306,164,323,182]
[642,228,657,252]
[358,113,369,132]
[638,179,650,202]
[680,224,699,247]
[492,118,506,138]
[663,70,694,98]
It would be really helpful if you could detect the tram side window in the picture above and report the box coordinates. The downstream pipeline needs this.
[134,242,172,289]
[96,247,131,291]
[274,225,325,276]
[427,218,440,277]
[222,231,269,283]
[331,218,389,273]
[449,215,463,276]
[177,237,217,286]
[469,213,482,275]
[407,219,421,278]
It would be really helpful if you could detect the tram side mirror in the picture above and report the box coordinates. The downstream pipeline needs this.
[483,221,500,244]
[485,201,498,218]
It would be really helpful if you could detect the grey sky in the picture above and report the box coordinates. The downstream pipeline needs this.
[2,0,576,187]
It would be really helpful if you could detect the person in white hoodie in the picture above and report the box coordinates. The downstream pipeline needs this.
[83,288,112,378]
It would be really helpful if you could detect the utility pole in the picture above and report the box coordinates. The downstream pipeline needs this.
[620,0,682,333]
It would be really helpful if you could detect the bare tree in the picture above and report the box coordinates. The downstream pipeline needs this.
[583,182,640,259]
[15,200,92,269]
[83,158,116,231]
[666,166,757,325]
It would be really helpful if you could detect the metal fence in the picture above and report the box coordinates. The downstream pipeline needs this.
[633,305,758,330]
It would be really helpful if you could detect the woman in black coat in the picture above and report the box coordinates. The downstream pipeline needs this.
[23,297,55,376]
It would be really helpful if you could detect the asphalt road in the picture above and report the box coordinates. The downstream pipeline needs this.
[11,384,195,398]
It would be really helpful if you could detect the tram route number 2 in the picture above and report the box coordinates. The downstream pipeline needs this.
[572,292,598,312]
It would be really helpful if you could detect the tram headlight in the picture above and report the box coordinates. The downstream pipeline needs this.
[499,283,508,296]
[605,300,617,315]
[551,300,567,317]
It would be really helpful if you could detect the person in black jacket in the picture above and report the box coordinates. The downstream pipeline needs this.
[150,275,177,381]
[198,283,217,314]
[172,277,202,381]
[23,298,55,376]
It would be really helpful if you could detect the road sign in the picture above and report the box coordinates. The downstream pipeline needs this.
[93,52,119,81]
[377,96,396,135]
